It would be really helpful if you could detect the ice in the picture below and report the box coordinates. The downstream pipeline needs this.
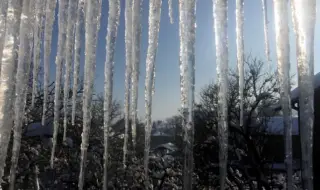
[0,0,8,72]
[31,0,45,108]
[236,0,244,127]
[103,0,120,189]
[179,0,196,189]
[131,0,142,152]
[123,0,133,168]
[63,0,78,143]
[168,0,174,24]
[213,0,229,189]
[72,0,85,126]
[144,0,162,178]
[0,0,23,183]
[50,0,69,168]
[78,0,101,189]
[42,0,57,126]
[261,0,270,61]
[9,1,34,189]
[291,0,316,189]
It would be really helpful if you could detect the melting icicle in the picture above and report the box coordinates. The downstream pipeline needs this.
[144,0,162,178]
[9,1,34,189]
[179,0,196,189]
[0,0,23,182]
[72,0,85,126]
[261,0,270,61]
[273,1,293,189]
[131,0,142,152]
[123,0,133,168]
[31,0,45,108]
[63,0,78,143]
[236,0,244,127]
[168,0,174,24]
[291,0,316,189]
[213,0,229,189]
[51,0,69,168]
[0,0,8,68]
[103,0,120,189]
[42,0,57,126]
[78,0,101,189]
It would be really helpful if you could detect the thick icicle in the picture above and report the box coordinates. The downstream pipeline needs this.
[213,0,229,189]
[144,0,162,178]
[273,1,293,189]
[42,0,57,126]
[72,0,85,126]
[78,0,101,189]
[131,0,142,152]
[123,0,133,168]
[31,0,45,108]
[236,0,244,127]
[291,0,316,189]
[103,0,120,189]
[0,0,22,183]
[168,0,174,24]
[50,0,69,168]
[63,0,78,143]
[261,0,270,61]
[9,1,34,189]
[0,0,8,68]
[179,0,196,189]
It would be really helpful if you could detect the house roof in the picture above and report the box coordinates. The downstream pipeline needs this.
[266,116,299,135]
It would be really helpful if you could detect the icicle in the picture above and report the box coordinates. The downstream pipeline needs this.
[103,0,120,189]
[261,0,270,61]
[144,0,162,179]
[179,0,196,189]
[168,0,174,24]
[0,0,8,70]
[273,1,293,189]
[236,0,244,127]
[78,0,101,189]
[213,0,229,189]
[131,0,142,153]
[50,0,69,169]
[291,0,316,189]
[31,0,45,108]
[0,0,23,183]
[123,0,133,168]
[42,0,57,126]
[9,1,34,189]
[63,0,78,143]
[72,0,85,126]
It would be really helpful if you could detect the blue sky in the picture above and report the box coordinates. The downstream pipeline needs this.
[48,0,320,120]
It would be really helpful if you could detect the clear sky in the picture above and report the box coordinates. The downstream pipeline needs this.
[48,0,320,121]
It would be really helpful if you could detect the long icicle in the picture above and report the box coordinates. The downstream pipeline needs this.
[0,0,8,69]
[144,0,162,179]
[71,0,85,126]
[236,0,244,127]
[291,0,316,189]
[78,0,101,189]
[213,0,229,189]
[50,0,69,168]
[261,0,270,62]
[273,0,293,189]
[0,0,23,183]
[168,0,174,24]
[9,1,34,189]
[103,0,120,189]
[179,0,196,189]
[131,0,142,153]
[42,0,57,126]
[31,0,45,108]
[123,0,133,168]
[63,0,78,143]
